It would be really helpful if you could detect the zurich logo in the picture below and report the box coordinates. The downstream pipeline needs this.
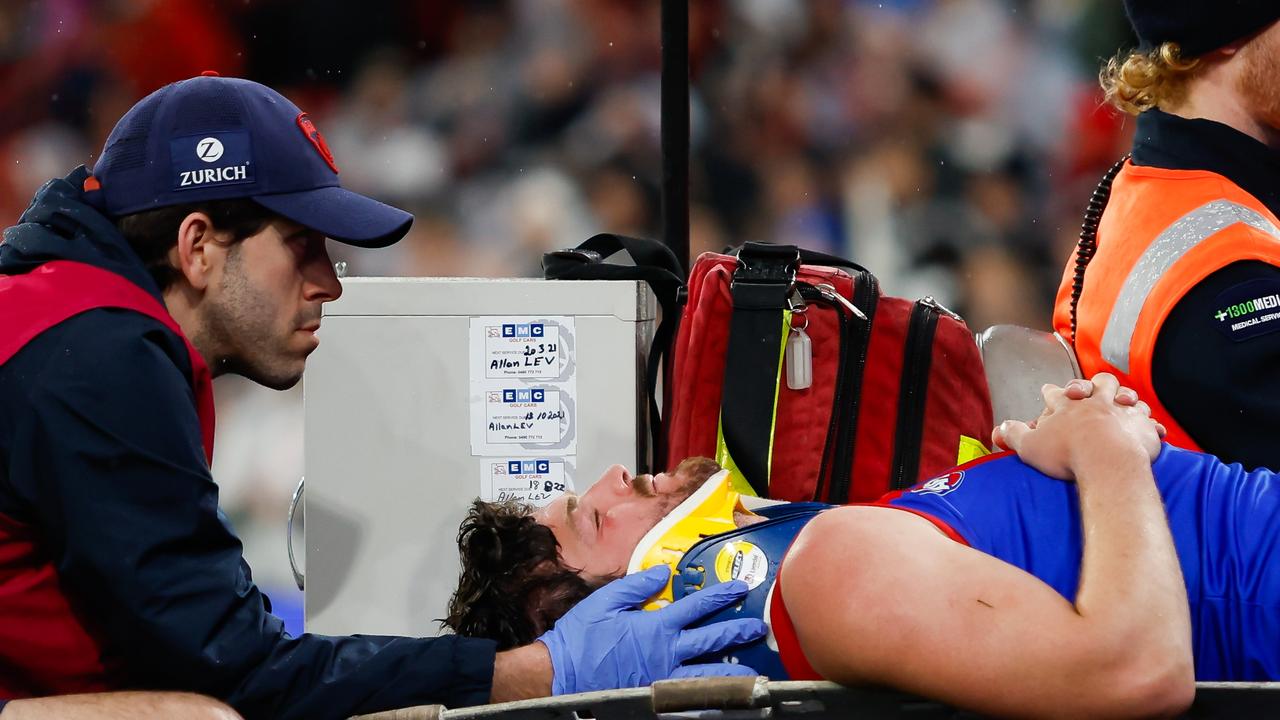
[196,137,224,163]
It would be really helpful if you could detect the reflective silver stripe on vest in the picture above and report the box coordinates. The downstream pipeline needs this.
[1100,199,1280,374]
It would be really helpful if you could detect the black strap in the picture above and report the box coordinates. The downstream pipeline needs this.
[719,242,800,496]
[729,244,868,276]
[543,234,685,473]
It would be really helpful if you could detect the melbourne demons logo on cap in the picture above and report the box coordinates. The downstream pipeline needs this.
[912,470,964,496]
[296,112,339,174]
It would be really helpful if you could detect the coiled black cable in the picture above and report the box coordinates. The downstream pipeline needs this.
[1070,154,1130,343]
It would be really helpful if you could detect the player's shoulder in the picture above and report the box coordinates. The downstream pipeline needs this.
[796,504,945,551]
[1152,442,1224,476]
[907,451,1028,493]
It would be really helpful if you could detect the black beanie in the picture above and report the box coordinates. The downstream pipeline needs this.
[1123,0,1280,57]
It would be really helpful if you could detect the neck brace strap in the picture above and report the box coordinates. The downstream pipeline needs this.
[626,469,745,610]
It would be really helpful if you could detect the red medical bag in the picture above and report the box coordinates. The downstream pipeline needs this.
[664,243,993,503]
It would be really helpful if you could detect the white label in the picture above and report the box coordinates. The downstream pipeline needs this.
[470,317,577,456]
[482,458,574,507]
[715,541,770,591]
[483,321,563,379]
[483,387,564,444]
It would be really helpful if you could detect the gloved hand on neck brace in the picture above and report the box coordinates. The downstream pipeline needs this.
[537,565,766,694]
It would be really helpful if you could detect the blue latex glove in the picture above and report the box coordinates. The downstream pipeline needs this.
[537,565,767,695]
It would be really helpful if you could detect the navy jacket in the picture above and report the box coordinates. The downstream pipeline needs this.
[0,168,497,718]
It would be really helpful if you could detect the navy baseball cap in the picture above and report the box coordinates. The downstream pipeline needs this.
[87,72,412,248]
[1123,0,1280,56]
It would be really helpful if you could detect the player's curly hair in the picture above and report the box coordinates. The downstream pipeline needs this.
[443,499,602,650]
[445,458,723,648]
[1100,42,1203,115]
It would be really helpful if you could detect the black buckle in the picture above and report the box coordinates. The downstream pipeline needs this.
[733,242,800,284]
[544,247,604,265]
[542,247,605,278]
[731,242,800,309]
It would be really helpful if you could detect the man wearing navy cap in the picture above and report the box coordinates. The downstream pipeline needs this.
[0,75,763,719]
[1053,2,1280,469]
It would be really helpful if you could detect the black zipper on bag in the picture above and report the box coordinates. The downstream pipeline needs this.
[801,271,877,503]
[890,298,942,490]
[839,269,880,499]
[798,283,849,502]
[828,272,876,503]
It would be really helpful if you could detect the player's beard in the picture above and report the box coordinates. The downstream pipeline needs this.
[653,458,724,515]
[201,245,313,391]
[1237,27,1280,134]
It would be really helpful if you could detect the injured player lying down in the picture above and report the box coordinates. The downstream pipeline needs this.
[447,374,1276,718]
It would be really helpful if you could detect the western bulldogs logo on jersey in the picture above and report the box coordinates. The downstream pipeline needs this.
[912,470,965,496]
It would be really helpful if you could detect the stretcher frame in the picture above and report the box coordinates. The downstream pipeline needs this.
[351,677,1280,720]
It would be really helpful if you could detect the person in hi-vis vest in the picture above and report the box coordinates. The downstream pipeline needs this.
[1054,0,1280,470]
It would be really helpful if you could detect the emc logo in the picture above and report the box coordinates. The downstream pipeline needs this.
[196,137,224,163]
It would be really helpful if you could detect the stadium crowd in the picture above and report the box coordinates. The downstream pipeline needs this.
[0,0,1134,622]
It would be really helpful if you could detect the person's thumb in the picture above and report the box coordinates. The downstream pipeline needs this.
[992,420,1031,451]
[593,565,670,610]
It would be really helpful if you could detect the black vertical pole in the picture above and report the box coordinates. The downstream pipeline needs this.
[661,0,690,276]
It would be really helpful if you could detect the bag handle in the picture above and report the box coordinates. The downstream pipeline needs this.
[717,243,802,497]
[728,242,870,276]
[543,234,685,472]
[719,243,873,498]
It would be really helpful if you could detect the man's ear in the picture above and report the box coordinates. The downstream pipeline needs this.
[170,212,223,291]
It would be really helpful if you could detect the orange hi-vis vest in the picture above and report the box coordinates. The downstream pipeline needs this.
[1054,161,1280,452]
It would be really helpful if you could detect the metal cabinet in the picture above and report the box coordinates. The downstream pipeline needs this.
[302,277,653,636]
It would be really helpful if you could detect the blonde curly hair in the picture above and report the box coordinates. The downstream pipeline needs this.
[1100,42,1203,115]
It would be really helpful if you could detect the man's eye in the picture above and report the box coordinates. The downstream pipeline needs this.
[593,509,601,531]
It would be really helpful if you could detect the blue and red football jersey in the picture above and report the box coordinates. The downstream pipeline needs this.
[881,444,1280,680]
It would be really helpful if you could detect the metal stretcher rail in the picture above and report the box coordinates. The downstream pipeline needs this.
[351,677,1280,720]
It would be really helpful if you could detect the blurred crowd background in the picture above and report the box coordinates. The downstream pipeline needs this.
[0,0,1136,632]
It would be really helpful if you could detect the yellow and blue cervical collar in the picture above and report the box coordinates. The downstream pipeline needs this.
[626,469,746,610]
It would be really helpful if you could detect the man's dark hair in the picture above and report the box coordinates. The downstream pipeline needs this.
[444,500,603,650]
[444,458,723,649]
[115,199,277,291]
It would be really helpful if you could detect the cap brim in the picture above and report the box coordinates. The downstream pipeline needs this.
[253,186,413,248]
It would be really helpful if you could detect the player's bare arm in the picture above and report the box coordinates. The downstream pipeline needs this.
[0,692,241,720]
[780,374,1193,719]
